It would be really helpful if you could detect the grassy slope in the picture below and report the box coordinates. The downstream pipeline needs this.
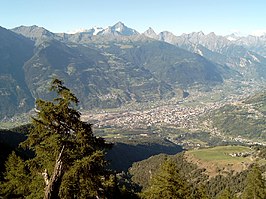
[185,145,259,177]
[187,145,252,161]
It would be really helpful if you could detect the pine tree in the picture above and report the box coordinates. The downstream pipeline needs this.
[241,164,266,199]
[0,79,115,198]
[192,184,210,199]
[141,159,190,199]
[216,188,236,199]
[0,152,31,197]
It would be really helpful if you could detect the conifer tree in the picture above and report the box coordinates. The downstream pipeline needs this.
[216,188,236,199]
[241,164,266,199]
[0,79,115,198]
[141,159,190,199]
[192,184,210,199]
[0,152,31,197]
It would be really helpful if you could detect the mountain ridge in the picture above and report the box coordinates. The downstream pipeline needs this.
[0,22,265,119]
[11,21,266,61]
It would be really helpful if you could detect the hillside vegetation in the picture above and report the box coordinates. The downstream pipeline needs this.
[129,145,266,198]
[185,146,256,177]
[206,91,266,141]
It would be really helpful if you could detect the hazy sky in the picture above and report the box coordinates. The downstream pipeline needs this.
[1,0,266,36]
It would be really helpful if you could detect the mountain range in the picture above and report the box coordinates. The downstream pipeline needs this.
[0,22,266,119]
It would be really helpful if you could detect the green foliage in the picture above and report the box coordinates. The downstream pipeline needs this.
[131,149,266,198]
[241,164,266,199]
[216,190,230,199]
[187,145,252,162]
[130,153,208,191]
[60,150,108,198]
[0,152,31,197]
[216,188,236,199]
[0,79,115,198]
[141,159,190,199]
[0,128,28,179]
[205,172,248,198]
[130,154,169,189]
[208,91,266,140]
[194,184,210,199]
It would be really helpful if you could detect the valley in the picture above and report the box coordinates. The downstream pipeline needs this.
[2,0,266,197]
[0,21,266,198]
[81,78,265,148]
[1,75,264,150]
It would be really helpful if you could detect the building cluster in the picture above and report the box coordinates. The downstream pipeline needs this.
[82,102,224,132]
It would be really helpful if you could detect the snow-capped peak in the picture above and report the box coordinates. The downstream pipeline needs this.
[67,26,104,35]
[68,22,138,36]
[113,21,125,32]
[92,26,104,35]
[226,33,240,41]
[97,21,139,36]
[67,28,88,34]
[250,30,266,37]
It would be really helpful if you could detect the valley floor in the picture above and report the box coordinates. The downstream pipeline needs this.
[1,79,265,149]
[81,79,265,148]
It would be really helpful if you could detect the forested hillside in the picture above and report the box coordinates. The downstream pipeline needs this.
[129,147,266,198]
[1,79,266,198]
[206,91,266,141]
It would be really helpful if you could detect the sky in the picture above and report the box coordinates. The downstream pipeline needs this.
[1,0,266,36]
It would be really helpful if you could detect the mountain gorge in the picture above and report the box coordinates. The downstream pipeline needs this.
[0,22,266,119]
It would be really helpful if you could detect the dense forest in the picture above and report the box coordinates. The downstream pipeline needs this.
[1,79,266,199]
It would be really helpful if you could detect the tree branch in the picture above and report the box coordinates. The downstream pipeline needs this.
[44,146,65,199]
[42,169,49,186]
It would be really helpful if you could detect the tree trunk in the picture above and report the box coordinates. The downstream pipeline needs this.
[44,146,64,199]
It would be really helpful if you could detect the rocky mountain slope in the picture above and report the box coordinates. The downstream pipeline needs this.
[144,29,266,80]
[0,27,35,119]
[0,22,265,119]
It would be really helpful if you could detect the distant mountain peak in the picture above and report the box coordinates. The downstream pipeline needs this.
[207,32,216,37]
[226,33,240,41]
[113,21,125,27]
[198,31,205,36]
[96,21,139,36]
[12,25,55,40]
[14,25,46,32]
[92,27,104,35]
[113,21,125,32]
[143,27,157,39]
[146,27,156,33]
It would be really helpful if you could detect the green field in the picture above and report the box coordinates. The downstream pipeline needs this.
[187,145,252,162]
[185,145,257,176]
